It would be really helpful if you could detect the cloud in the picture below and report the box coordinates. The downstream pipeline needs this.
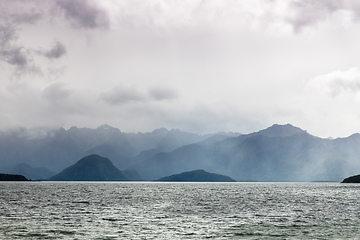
[1,46,28,67]
[56,0,110,29]
[0,23,28,67]
[10,8,43,25]
[0,0,106,79]
[42,82,72,103]
[283,0,360,32]
[0,22,16,45]
[100,86,145,105]
[287,0,345,32]
[101,85,178,105]
[309,68,360,97]
[38,41,67,59]
[148,86,178,101]
[0,22,41,78]
[0,5,43,78]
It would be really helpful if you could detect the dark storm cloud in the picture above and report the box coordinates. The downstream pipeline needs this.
[39,41,67,59]
[56,0,110,29]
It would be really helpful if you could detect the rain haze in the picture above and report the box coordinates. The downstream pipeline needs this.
[2,0,360,138]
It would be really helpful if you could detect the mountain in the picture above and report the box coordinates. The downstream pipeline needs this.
[129,124,360,181]
[254,124,306,138]
[156,169,236,182]
[0,173,29,181]
[49,154,133,181]
[341,174,360,183]
[0,125,210,172]
[2,123,360,182]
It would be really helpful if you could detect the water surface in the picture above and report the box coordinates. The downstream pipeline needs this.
[0,182,359,239]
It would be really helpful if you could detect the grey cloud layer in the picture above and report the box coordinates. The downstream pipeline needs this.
[101,85,178,105]
[0,1,45,76]
[42,82,72,103]
[56,0,110,29]
[39,41,67,59]
[0,22,35,75]
[0,0,109,78]
[287,0,360,32]
[2,0,360,137]
[148,86,178,101]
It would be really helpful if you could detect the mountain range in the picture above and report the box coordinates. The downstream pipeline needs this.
[0,124,229,173]
[1,123,360,182]
[127,124,360,181]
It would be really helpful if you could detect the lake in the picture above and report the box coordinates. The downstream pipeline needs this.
[0,182,359,239]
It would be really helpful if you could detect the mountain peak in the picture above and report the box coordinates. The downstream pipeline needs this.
[49,154,129,181]
[150,128,169,136]
[257,124,306,138]
[96,124,121,133]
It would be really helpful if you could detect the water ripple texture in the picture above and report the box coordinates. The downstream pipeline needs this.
[0,182,360,239]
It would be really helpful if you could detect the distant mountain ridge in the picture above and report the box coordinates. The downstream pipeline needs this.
[0,124,220,172]
[5,163,55,180]
[128,124,360,182]
[1,123,360,182]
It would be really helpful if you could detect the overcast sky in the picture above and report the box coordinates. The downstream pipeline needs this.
[1,0,360,137]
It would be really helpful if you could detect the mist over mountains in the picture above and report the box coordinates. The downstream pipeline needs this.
[0,124,220,173]
[1,123,360,182]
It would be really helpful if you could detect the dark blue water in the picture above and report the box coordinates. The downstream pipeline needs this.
[0,182,359,239]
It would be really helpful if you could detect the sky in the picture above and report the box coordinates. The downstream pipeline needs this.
[1,0,360,138]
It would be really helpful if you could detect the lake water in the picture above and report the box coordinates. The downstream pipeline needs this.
[0,182,359,239]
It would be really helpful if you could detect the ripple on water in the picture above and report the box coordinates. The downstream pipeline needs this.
[0,182,359,239]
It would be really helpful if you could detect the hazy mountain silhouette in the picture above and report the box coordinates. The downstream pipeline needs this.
[0,125,211,172]
[6,163,55,180]
[2,123,360,182]
[49,154,134,181]
[129,124,360,181]
[156,169,236,182]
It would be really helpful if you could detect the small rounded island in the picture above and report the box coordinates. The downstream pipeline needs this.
[341,174,360,183]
